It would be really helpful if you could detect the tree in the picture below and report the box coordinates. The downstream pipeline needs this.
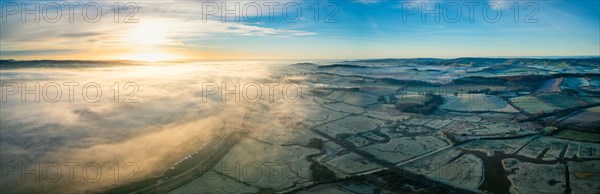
[308,138,324,149]
[377,95,386,103]
[311,163,336,182]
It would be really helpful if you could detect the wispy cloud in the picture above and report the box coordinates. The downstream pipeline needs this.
[1,0,598,59]
[354,0,381,5]
[487,0,512,10]
[0,1,316,60]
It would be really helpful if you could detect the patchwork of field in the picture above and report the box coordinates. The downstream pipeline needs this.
[461,136,537,155]
[211,137,318,191]
[315,116,384,137]
[208,71,600,194]
[401,149,484,191]
[441,115,539,140]
[360,136,449,163]
[400,134,599,194]
[165,62,600,194]
[510,93,600,115]
[320,90,379,107]
[301,102,348,126]
[2,58,600,194]
[515,136,600,160]
[324,152,382,175]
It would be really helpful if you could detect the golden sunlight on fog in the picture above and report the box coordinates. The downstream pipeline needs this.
[0,61,310,193]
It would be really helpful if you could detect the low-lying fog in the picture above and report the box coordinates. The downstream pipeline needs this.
[0,61,308,193]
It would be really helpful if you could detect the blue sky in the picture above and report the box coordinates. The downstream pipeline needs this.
[0,0,598,60]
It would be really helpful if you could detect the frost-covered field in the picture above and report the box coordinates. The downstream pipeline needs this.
[315,116,384,137]
[440,94,519,113]
[568,161,600,194]
[325,152,382,175]
[212,138,317,191]
[402,149,484,191]
[360,136,449,163]
[3,58,599,193]
[503,159,567,194]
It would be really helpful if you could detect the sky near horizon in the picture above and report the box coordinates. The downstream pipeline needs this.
[0,0,598,61]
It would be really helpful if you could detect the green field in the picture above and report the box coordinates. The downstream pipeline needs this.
[588,106,600,112]
[555,130,600,142]
[440,94,519,113]
[510,96,557,114]
[537,93,599,109]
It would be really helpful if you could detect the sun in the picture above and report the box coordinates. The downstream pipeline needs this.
[125,21,170,46]
[119,20,184,61]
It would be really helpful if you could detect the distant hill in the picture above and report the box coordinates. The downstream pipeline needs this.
[341,57,600,67]
[0,60,139,69]
[317,64,371,69]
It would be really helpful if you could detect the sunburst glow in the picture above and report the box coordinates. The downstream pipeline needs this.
[125,21,170,46]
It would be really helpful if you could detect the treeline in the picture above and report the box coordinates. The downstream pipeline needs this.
[394,93,444,114]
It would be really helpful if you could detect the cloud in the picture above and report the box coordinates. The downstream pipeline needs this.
[487,0,513,10]
[0,1,316,59]
[61,32,103,38]
[0,49,77,56]
[354,0,382,4]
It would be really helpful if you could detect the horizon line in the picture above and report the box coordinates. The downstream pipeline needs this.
[2,55,600,63]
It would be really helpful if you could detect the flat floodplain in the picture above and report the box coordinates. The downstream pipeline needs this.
[2,58,599,194]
